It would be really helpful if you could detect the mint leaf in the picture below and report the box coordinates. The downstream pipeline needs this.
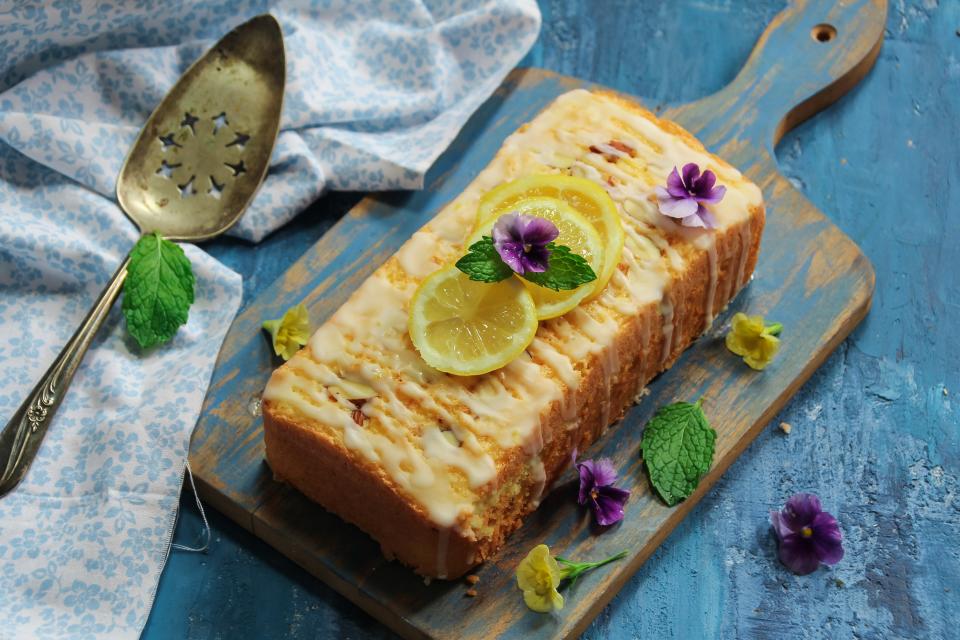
[455,237,514,283]
[640,401,716,506]
[521,243,597,291]
[122,233,195,349]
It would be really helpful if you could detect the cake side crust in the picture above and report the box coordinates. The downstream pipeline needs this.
[261,196,764,579]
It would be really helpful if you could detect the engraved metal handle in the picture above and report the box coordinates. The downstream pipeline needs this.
[0,253,131,497]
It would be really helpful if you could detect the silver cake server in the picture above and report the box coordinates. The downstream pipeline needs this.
[0,14,285,497]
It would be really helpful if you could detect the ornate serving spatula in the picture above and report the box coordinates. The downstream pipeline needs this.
[0,14,285,497]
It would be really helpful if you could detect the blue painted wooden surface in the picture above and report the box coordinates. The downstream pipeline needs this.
[181,0,882,630]
[144,1,959,638]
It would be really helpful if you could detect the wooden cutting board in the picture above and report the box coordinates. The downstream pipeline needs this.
[189,1,885,638]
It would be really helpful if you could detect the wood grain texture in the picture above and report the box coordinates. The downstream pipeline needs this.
[146,1,960,639]
[184,1,882,637]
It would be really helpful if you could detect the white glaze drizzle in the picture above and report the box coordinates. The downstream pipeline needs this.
[659,296,675,366]
[397,230,443,278]
[262,89,763,538]
[696,233,720,332]
[735,214,753,291]
[529,456,547,508]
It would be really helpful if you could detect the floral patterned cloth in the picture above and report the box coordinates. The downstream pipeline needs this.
[0,2,540,637]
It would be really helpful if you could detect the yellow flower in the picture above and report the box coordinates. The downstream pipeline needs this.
[262,303,311,361]
[516,544,564,613]
[725,312,781,370]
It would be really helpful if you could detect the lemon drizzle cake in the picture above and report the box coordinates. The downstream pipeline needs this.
[262,89,765,578]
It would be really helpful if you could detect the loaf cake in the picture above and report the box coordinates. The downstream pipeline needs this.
[262,89,765,579]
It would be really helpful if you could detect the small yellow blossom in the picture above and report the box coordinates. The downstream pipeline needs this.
[725,312,781,370]
[262,303,311,361]
[516,544,564,613]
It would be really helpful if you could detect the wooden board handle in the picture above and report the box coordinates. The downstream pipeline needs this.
[674,0,887,150]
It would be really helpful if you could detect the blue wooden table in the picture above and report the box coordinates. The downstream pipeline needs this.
[143,1,960,638]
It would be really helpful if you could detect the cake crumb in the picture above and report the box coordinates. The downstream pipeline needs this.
[840,157,847,165]
[465,588,478,597]
[944,387,949,396]
[780,422,792,434]
[834,578,845,588]
[466,575,479,585]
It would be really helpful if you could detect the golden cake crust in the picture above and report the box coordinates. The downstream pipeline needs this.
[262,89,765,578]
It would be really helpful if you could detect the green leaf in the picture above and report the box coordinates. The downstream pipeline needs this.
[640,400,716,506]
[521,243,597,291]
[455,237,514,283]
[122,233,195,349]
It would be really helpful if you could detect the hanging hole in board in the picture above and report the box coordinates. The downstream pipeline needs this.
[811,23,837,43]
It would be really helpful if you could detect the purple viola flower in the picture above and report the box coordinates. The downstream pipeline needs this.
[654,162,727,229]
[574,455,630,526]
[492,212,559,275]
[770,493,844,575]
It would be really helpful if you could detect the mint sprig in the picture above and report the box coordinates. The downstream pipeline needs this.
[455,237,514,283]
[520,243,596,291]
[454,237,597,291]
[640,400,716,506]
[122,232,195,349]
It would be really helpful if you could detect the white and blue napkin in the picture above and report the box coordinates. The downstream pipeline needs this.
[0,2,540,637]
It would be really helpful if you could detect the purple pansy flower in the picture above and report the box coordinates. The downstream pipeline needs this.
[770,493,844,575]
[654,162,727,229]
[492,212,559,275]
[574,454,630,526]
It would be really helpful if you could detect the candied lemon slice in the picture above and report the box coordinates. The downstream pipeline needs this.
[408,265,538,376]
[470,197,604,320]
[476,175,625,298]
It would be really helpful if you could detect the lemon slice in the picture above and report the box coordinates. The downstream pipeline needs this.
[470,197,604,320]
[408,265,538,376]
[476,175,625,298]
